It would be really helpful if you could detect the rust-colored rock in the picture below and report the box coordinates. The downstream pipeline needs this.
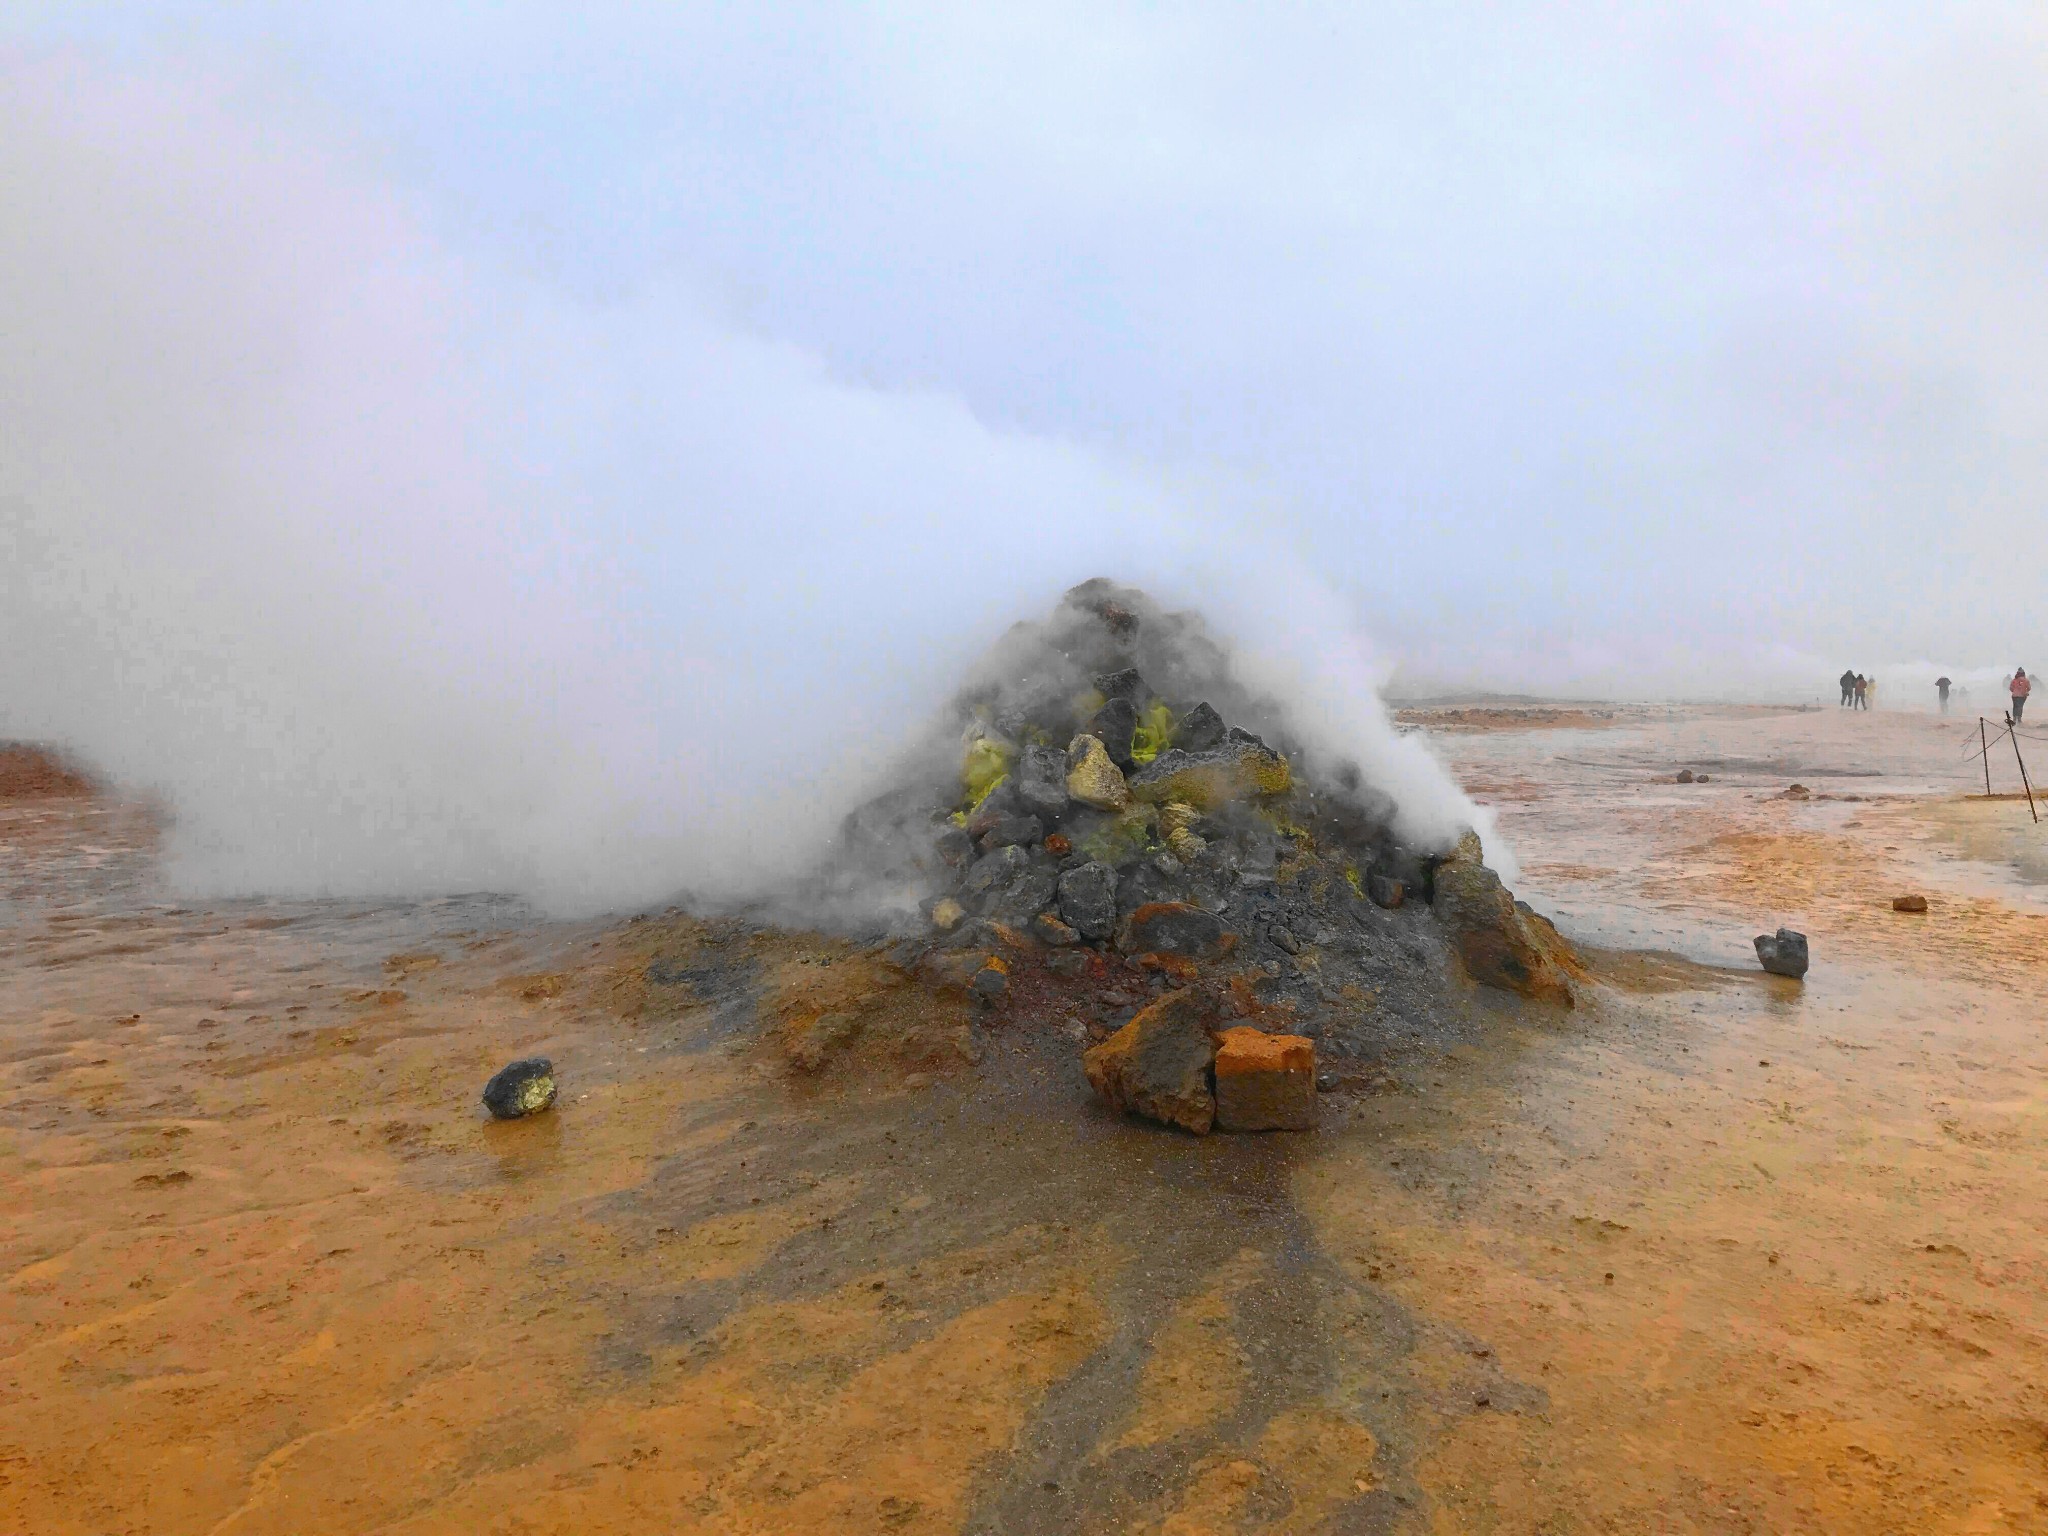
[1430,831,1577,1005]
[1213,1027,1316,1132]
[1082,988,1220,1134]
[1893,894,1929,913]
[1131,951,1202,981]
[1117,902,1234,959]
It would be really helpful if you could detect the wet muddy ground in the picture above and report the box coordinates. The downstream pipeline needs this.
[5,704,2046,1533]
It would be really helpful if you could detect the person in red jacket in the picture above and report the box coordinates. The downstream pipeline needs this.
[2012,667,2032,724]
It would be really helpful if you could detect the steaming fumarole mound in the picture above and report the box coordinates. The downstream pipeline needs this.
[821,580,1577,1125]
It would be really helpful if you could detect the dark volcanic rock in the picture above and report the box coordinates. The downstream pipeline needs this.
[1367,872,1405,909]
[482,1058,557,1119]
[1082,988,1220,1134]
[1173,701,1227,752]
[1090,696,1139,770]
[987,861,1060,925]
[1057,860,1119,940]
[1094,667,1150,707]
[1128,738,1290,811]
[959,844,1029,910]
[1118,902,1233,960]
[1754,927,1809,979]
[1431,833,1575,1005]
[1015,744,1071,821]
[970,962,1009,1002]
[978,814,1043,850]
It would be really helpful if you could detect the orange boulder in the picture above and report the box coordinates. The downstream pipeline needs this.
[1213,1026,1317,1132]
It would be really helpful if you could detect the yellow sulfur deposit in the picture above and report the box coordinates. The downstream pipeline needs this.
[1129,700,1175,764]
[960,736,1014,815]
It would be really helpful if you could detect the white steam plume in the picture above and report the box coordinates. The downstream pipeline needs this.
[0,52,1492,915]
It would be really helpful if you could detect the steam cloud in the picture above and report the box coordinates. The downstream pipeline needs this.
[0,53,1492,915]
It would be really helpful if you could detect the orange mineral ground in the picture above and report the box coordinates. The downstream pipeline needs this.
[5,708,2047,1534]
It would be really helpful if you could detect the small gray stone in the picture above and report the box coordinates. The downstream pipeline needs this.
[959,844,1029,909]
[978,814,1043,850]
[1015,744,1071,821]
[1270,924,1301,955]
[1094,667,1150,706]
[1754,927,1809,979]
[1173,701,1227,752]
[1057,860,1119,941]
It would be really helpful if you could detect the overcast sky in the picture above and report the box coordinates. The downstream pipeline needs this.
[3,5,2045,904]
[17,2,2048,688]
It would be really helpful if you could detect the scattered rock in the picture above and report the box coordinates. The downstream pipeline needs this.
[985,862,1059,925]
[1056,860,1120,940]
[1785,783,1811,800]
[930,897,966,933]
[970,961,1010,1004]
[1213,1027,1317,1132]
[1157,800,1208,864]
[1676,768,1695,784]
[1047,950,1091,979]
[1128,737,1291,811]
[1118,902,1233,960]
[1892,894,1928,913]
[1066,734,1132,811]
[1174,701,1228,752]
[1367,872,1405,909]
[1695,774,1711,783]
[1070,803,1157,867]
[1082,988,1220,1134]
[482,1058,557,1119]
[959,844,1030,909]
[1015,743,1072,821]
[1754,927,1810,980]
[1032,912,1082,946]
[1094,667,1150,707]
[1044,832,1072,857]
[1089,697,1139,770]
[1431,832,1576,1005]
[1269,924,1301,955]
[979,814,1043,849]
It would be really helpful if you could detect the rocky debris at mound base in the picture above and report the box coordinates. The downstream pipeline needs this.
[819,578,1583,1132]
[1081,995,1318,1137]
[1754,928,1810,979]
[482,1057,557,1119]
[1083,988,1220,1134]
[1214,1026,1317,1131]
[1892,894,1929,913]
[1430,833,1578,1006]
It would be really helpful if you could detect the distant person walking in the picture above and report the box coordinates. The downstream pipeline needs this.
[1852,673,1868,710]
[1864,675,1877,709]
[1936,676,1952,714]
[2012,667,2031,724]
[1839,668,1856,706]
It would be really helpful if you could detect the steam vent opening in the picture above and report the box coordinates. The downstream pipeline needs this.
[817,579,1581,1134]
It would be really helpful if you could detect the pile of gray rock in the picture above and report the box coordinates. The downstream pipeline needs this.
[824,580,1581,1126]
